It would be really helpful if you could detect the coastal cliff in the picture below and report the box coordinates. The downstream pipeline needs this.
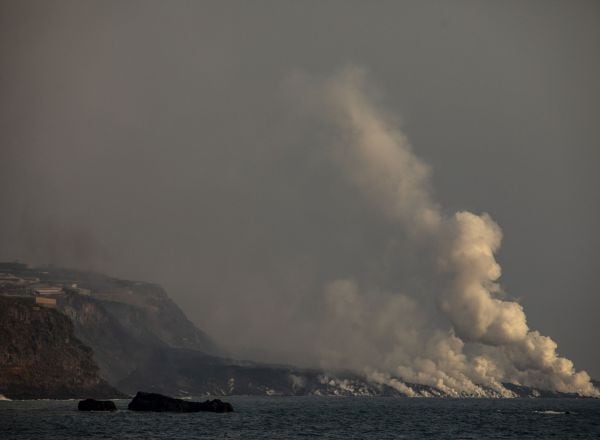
[0,296,121,399]
[1,263,217,388]
[56,278,218,385]
[1,263,595,399]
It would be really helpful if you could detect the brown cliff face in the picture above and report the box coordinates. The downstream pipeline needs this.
[1,265,218,389]
[0,296,122,399]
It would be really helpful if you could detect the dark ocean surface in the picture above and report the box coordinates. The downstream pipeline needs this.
[1,396,599,439]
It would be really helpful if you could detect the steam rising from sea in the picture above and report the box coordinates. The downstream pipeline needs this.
[287,67,598,397]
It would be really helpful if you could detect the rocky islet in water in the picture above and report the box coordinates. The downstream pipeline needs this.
[78,392,233,413]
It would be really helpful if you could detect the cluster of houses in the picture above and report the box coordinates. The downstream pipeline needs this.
[0,271,90,308]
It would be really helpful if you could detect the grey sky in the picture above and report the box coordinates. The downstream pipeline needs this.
[1,1,599,378]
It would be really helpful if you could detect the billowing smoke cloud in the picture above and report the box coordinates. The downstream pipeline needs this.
[289,67,598,397]
[1,2,598,398]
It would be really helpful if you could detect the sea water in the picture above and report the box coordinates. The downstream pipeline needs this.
[1,396,599,439]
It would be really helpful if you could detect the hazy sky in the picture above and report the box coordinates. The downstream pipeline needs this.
[1,1,599,379]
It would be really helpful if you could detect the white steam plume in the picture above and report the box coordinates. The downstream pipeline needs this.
[290,67,598,397]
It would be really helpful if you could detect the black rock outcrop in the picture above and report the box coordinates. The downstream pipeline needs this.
[127,391,233,413]
[78,399,117,411]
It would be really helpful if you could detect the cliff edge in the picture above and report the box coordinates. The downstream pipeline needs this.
[0,296,122,399]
